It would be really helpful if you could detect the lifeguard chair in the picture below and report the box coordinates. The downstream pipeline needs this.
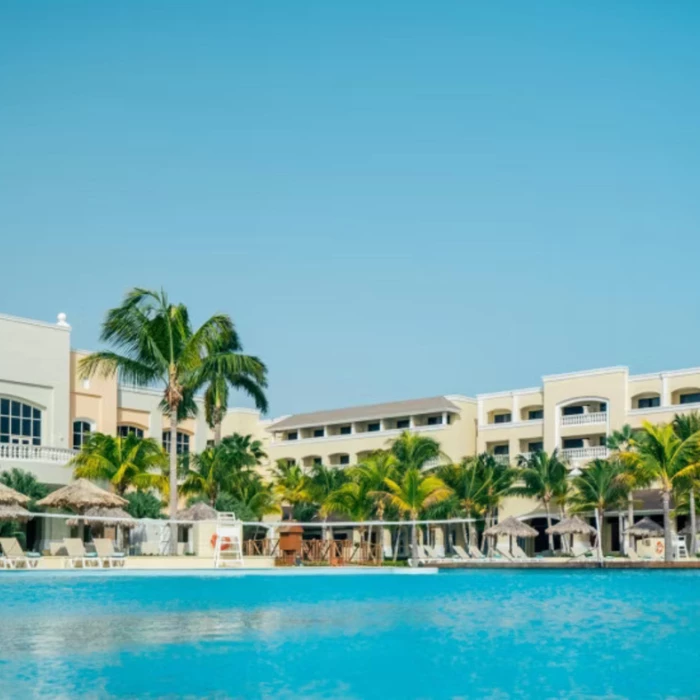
[213,513,244,568]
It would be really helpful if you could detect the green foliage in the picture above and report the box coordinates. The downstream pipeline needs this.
[390,431,442,473]
[124,490,164,519]
[568,458,628,514]
[0,468,48,510]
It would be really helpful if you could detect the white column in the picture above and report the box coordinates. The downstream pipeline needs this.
[477,398,484,426]
[442,412,447,425]
[409,416,415,429]
[511,394,519,423]
[661,374,670,407]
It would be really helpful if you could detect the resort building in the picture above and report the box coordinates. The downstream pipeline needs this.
[2,309,700,555]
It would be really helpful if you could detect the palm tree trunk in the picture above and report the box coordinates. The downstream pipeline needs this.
[410,519,418,568]
[168,418,179,556]
[392,527,401,562]
[689,489,697,556]
[214,420,222,446]
[627,491,635,555]
[461,522,469,549]
[594,507,604,561]
[662,490,673,562]
[545,501,554,551]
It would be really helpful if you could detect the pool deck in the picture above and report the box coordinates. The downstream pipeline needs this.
[433,559,700,569]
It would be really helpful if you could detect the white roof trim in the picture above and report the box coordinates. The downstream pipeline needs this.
[476,387,541,399]
[542,366,628,382]
[630,367,700,381]
[0,312,71,332]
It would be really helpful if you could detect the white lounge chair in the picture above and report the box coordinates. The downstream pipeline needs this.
[0,538,41,569]
[452,544,471,561]
[93,538,127,568]
[468,545,487,560]
[512,543,531,560]
[63,538,102,568]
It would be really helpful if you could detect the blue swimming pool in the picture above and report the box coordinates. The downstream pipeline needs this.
[0,569,698,698]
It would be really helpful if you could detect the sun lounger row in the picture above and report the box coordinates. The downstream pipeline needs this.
[408,543,534,565]
[0,537,127,569]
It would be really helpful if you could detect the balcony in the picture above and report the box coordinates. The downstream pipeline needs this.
[561,412,607,427]
[0,444,77,463]
[561,446,609,462]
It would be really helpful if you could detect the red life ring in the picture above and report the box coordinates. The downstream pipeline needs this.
[211,534,231,551]
[655,541,664,555]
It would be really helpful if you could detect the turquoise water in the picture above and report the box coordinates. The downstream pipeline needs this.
[0,569,698,699]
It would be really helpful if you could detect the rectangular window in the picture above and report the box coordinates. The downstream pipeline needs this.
[493,413,511,424]
[528,441,544,453]
[562,406,584,416]
[396,419,410,429]
[339,425,351,435]
[339,455,350,465]
[680,393,700,405]
[286,431,298,441]
[638,397,660,409]
[493,445,509,455]
[313,428,324,438]
[563,438,584,449]
[313,457,322,465]
[367,422,381,432]
[528,409,543,420]
[599,402,607,413]
[427,415,444,426]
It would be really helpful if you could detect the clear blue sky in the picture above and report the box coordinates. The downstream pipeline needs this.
[2,2,699,416]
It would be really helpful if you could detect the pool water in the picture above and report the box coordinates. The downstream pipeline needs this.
[0,569,698,699]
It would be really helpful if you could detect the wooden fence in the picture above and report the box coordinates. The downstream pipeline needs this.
[243,538,382,566]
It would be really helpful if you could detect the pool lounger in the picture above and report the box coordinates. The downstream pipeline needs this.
[0,538,41,569]
[63,538,102,569]
[93,538,127,568]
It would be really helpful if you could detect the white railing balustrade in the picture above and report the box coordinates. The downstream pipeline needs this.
[0,444,77,463]
[561,446,609,462]
[560,412,607,427]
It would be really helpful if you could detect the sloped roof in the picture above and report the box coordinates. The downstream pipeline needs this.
[267,396,461,432]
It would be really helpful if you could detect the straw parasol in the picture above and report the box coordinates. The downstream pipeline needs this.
[679,521,700,536]
[625,517,663,538]
[0,504,33,522]
[67,507,135,528]
[36,479,127,512]
[0,482,30,506]
[484,516,538,539]
[177,502,218,523]
[545,516,597,536]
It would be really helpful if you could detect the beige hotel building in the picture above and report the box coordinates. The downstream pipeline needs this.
[2,310,700,552]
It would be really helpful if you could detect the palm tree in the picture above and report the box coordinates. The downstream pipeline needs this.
[323,480,376,546]
[195,334,268,445]
[0,468,49,508]
[306,463,348,540]
[390,431,442,473]
[78,288,237,550]
[569,458,635,560]
[512,450,568,551]
[629,421,700,561]
[378,467,452,566]
[124,490,164,519]
[478,454,519,553]
[272,460,312,520]
[672,412,700,554]
[69,432,167,496]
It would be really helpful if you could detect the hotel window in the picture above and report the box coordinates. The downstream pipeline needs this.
[313,457,322,466]
[339,425,352,435]
[0,399,41,446]
[162,431,190,455]
[528,409,543,420]
[680,392,700,405]
[117,425,144,439]
[638,396,660,409]
[72,420,92,449]
[367,422,381,432]
[493,413,511,424]
[286,431,298,441]
[427,415,444,426]
[339,454,350,466]
[493,444,509,455]
[563,438,584,449]
[396,418,410,429]
[313,428,324,438]
[599,403,607,412]
[562,406,584,416]
[528,441,543,453]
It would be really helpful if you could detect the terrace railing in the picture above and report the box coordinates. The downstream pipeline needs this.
[0,444,77,463]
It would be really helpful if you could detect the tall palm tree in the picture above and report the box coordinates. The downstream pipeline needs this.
[195,334,268,445]
[307,463,349,540]
[378,467,452,566]
[79,288,237,550]
[390,431,442,474]
[323,480,376,546]
[569,458,637,560]
[272,460,312,520]
[629,421,700,561]
[607,424,647,552]
[69,432,167,496]
[479,454,519,553]
[672,412,700,554]
[512,450,568,551]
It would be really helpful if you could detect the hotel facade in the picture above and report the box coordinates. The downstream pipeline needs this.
[2,310,700,551]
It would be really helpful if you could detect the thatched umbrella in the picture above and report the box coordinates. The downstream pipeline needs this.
[484,516,538,555]
[0,504,33,522]
[625,517,663,538]
[0,483,30,506]
[546,516,596,536]
[37,479,127,512]
[679,521,700,536]
[67,507,135,528]
[177,502,218,523]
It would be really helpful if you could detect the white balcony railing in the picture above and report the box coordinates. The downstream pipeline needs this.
[0,444,77,463]
[561,412,607,427]
[561,446,609,462]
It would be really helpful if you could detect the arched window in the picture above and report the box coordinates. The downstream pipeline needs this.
[117,425,144,439]
[0,398,42,446]
[72,420,92,449]
[162,431,190,454]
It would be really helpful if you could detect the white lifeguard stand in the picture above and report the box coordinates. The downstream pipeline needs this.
[213,512,244,568]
